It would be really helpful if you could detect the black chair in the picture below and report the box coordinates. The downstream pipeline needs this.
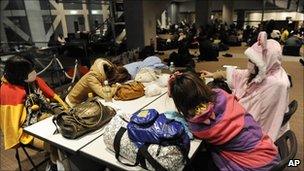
[271,130,297,171]
[287,74,292,88]
[281,100,298,127]
[15,144,49,171]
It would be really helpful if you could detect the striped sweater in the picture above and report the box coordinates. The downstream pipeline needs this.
[188,89,280,171]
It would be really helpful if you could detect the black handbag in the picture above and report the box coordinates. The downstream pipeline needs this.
[53,97,116,139]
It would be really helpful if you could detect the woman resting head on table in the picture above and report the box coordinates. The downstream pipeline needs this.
[200,31,290,141]
[168,71,280,171]
[0,55,66,155]
[66,58,131,107]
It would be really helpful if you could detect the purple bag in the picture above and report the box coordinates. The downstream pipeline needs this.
[127,109,190,154]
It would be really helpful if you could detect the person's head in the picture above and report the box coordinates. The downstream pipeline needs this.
[168,71,215,118]
[4,55,36,86]
[245,31,282,84]
[105,65,131,84]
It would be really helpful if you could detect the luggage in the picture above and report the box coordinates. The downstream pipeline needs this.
[53,97,116,139]
[103,112,187,171]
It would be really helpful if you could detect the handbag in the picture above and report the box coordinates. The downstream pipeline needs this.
[53,97,116,139]
[114,81,145,101]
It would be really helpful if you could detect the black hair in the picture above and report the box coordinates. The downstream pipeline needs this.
[170,71,215,118]
[4,55,34,86]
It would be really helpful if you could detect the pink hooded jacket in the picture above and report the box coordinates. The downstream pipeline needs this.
[227,32,290,141]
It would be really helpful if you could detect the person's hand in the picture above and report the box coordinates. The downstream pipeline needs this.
[110,84,119,97]
[199,70,214,78]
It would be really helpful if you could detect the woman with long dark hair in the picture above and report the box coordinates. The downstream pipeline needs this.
[168,71,279,171]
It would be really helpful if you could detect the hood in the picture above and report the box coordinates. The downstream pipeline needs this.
[90,58,113,80]
[244,32,282,83]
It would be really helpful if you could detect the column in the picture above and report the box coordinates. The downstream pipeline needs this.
[195,0,211,27]
[237,10,245,29]
[24,0,46,47]
[125,0,170,49]
[222,0,234,25]
[168,2,179,25]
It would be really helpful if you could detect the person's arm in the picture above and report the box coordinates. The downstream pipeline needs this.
[87,73,117,99]
[35,77,68,109]
[200,70,227,80]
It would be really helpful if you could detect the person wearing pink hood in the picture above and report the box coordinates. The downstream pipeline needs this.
[201,31,290,141]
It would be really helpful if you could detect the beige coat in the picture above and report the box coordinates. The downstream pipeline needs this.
[66,59,112,106]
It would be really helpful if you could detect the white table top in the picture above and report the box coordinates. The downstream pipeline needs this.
[80,93,202,170]
[24,116,105,153]
[24,89,167,153]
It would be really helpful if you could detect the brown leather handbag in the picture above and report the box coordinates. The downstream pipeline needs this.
[114,81,145,101]
[53,97,116,139]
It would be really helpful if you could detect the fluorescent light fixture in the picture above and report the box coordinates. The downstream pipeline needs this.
[91,10,98,14]
[70,10,78,15]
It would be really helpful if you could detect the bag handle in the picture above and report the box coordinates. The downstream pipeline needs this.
[138,145,167,171]
[71,99,106,128]
[114,127,140,167]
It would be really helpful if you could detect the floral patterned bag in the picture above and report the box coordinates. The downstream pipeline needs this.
[103,113,187,171]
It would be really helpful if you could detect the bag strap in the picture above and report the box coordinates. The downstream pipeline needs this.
[114,127,140,167]
[138,145,167,171]
[71,99,106,128]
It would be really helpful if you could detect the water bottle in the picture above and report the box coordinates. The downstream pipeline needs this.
[87,92,94,101]
[169,62,175,72]
[103,80,112,102]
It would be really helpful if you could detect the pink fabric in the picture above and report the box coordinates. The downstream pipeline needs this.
[227,38,290,141]
[192,93,245,145]
[220,135,278,168]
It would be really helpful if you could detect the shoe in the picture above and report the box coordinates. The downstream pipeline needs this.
[299,59,304,66]
[223,53,233,57]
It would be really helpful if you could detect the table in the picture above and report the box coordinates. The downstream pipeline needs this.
[24,89,167,153]
[80,93,202,171]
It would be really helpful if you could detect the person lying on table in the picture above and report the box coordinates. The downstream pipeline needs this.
[66,58,131,107]
[168,71,279,171]
[0,55,67,166]
[200,32,290,141]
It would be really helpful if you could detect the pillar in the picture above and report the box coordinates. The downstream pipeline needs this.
[124,1,155,49]
[222,0,234,25]
[237,10,245,29]
[24,0,46,47]
[168,2,179,25]
[195,0,211,27]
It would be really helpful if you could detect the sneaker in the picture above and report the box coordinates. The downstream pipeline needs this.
[223,53,233,57]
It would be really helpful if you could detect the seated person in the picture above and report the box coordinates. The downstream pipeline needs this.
[57,34,66,45]
[201,32,290,141]
[197,29,219,61]
[166,45,195,70]
[0,55,67,157]
[168,71,280,170]
[66,58,131,107]
[283,31,302,56]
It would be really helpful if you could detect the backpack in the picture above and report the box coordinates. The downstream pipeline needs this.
[127,109,190,154]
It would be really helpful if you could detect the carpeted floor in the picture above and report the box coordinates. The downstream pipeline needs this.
[1,46,303,171]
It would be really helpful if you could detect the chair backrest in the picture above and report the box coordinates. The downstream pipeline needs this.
[287,74,293,87]
[271,130,297,171]
[282,100,298,127]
